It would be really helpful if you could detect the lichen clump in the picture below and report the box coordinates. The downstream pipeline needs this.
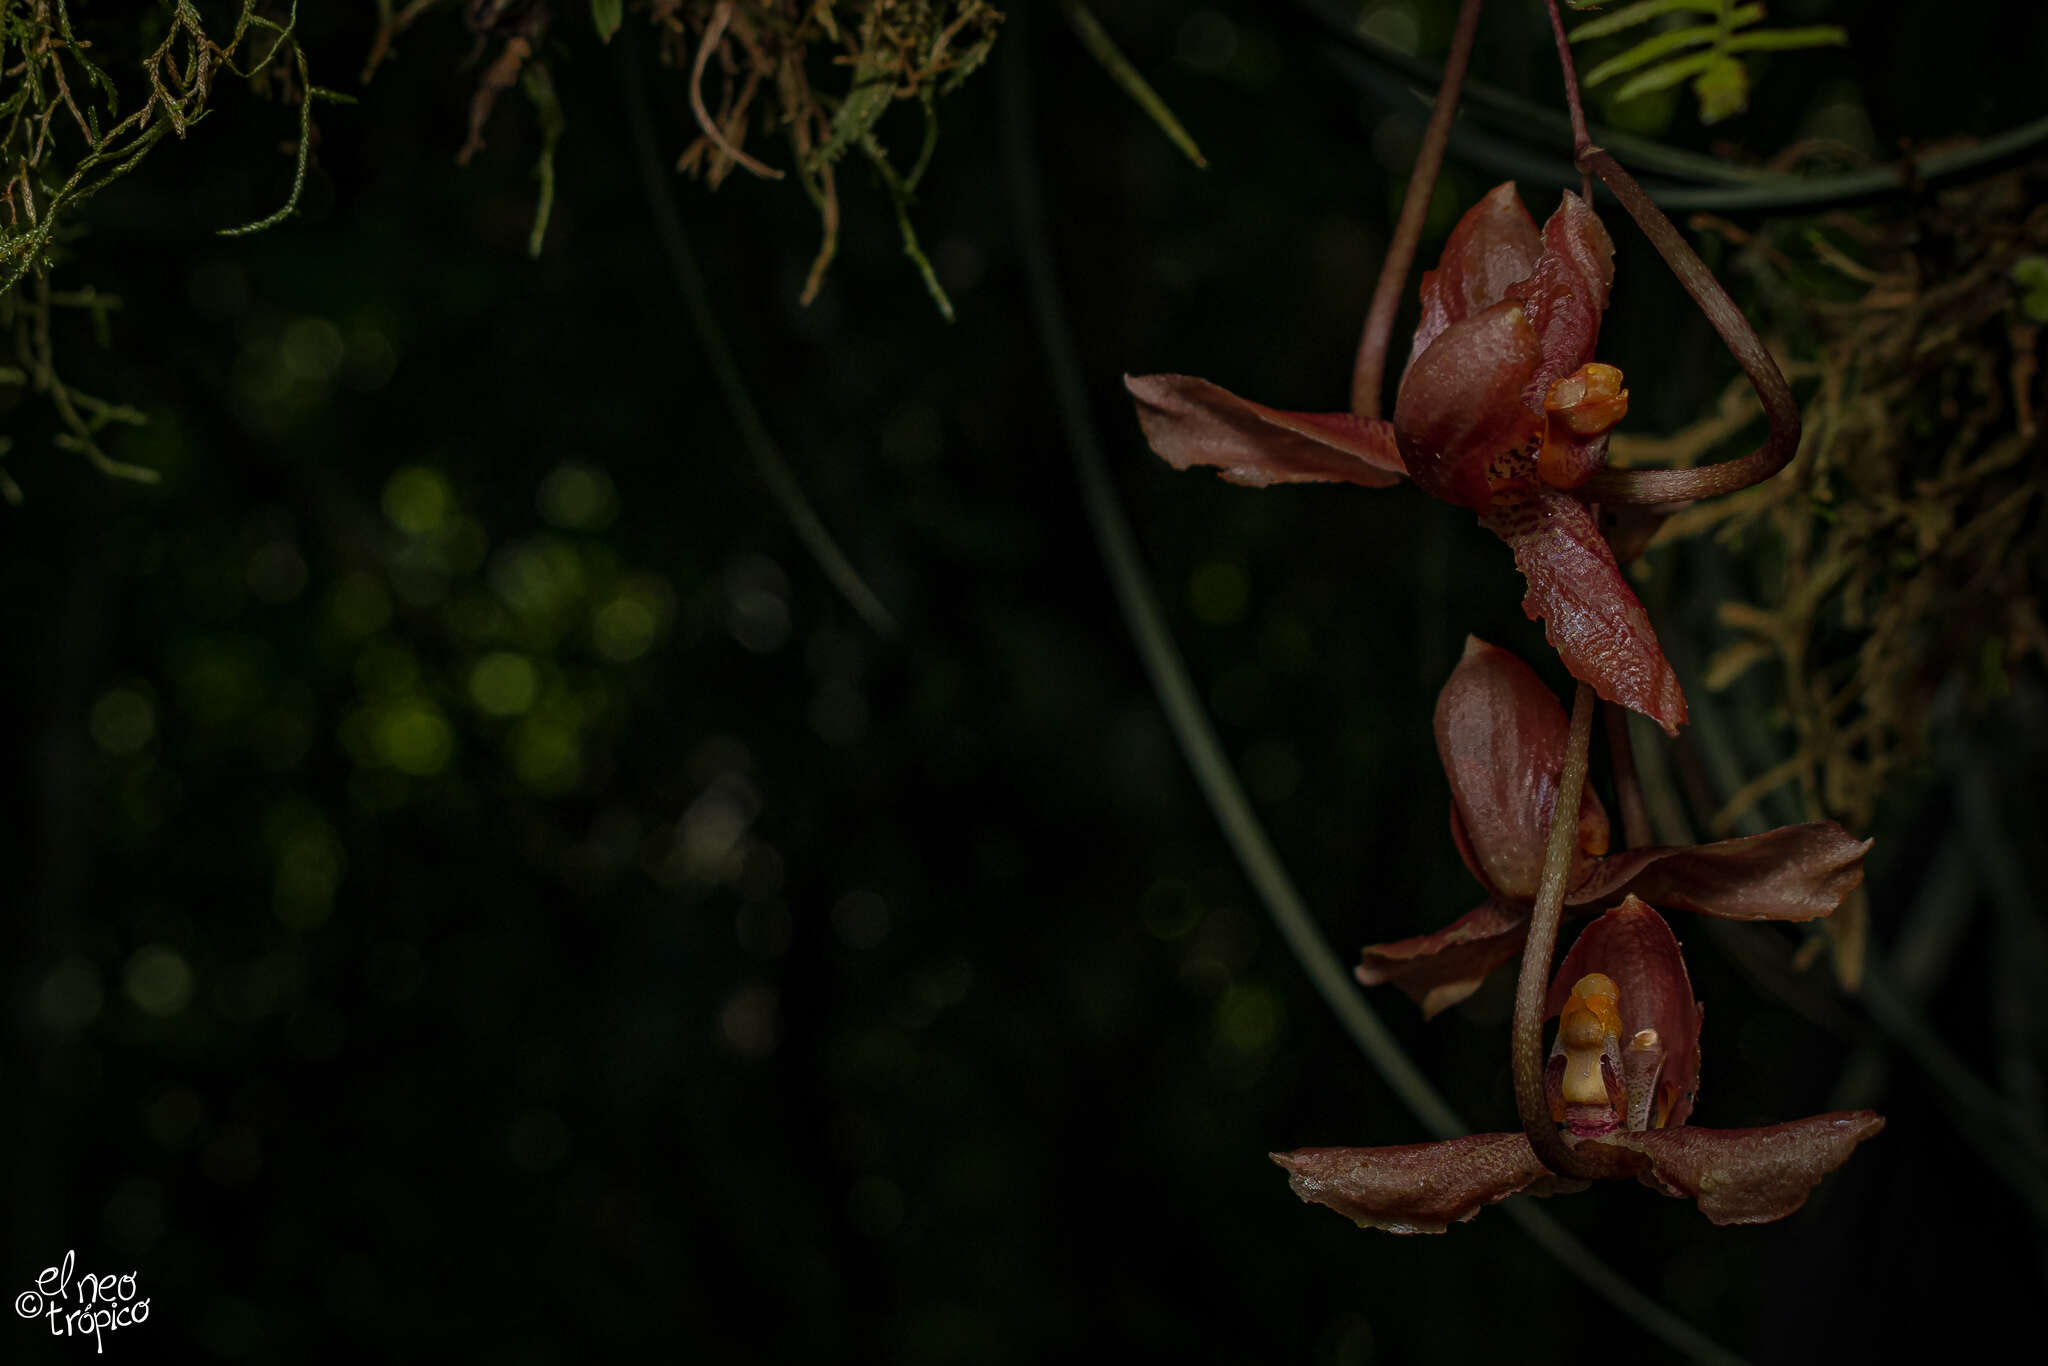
[1,1,327,493]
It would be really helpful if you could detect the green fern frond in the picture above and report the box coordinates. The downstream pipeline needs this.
[1613,49,1722,100]
[1569,0,1846,125]
[1570,0,1722,44]
[1725,24,1851,53]
[1580,9,1760,89]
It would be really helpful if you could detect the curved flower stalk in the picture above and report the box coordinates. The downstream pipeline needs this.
[1277,897,1885,1231]
[1127,183,1689,733]
[1357,638,1869,1017]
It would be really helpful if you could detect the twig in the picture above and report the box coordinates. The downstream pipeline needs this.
[1291,0,1775,188]
[1304,1,2048,213]
[219,4,352,237]
[858,130,953,321]
[689,1,783,181]
[1511,680,1611,1179]
[1576,148,1801,504]
[362,0,445,84]
[1605,701,1653,850]
[1350,0,1482,419]
[523,63,564,259]
[620,32,898,638]
[1831,838,1977,1110]
[1538,0,1592,201]
[1061,0,1206,170]
[19,273,157,482]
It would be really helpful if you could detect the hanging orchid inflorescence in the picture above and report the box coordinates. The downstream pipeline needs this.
[1123,0,1883,1230]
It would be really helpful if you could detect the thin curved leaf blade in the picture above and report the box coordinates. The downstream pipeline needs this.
[1570,0,1722,44]
[1583,24,1723,88]
[1614,49,1723,102]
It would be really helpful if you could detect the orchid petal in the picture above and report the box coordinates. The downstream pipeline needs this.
[1572,822,1871,922]
[1546,897,1703,1126]
[1446,798,1492,894]
[1357,897,1528,1020]
[1125,374,1405,488]
[1583,1112,1885,1225]
[1436,637,1611,900]
[1481,489,1687,735]
[1395,302,1544,511]
[1505,193,1618,402]
[1273,1132,1575,1234]
[1406,182,1543,379]
[1357,824,1866,1019]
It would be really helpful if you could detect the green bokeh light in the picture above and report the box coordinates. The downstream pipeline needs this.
[370,699,456,777]
[124,945,195,1018]
[509,716,582,794]
[330,573,394,636]
[270,808,346,930]
[1189,561,1249,625]
[593,594,659,662]
[382,467,453,536]
[536,462,619,530]
[469,651,541,716]
[90,685,157,754]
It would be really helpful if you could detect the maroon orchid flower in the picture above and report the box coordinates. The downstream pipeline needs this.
[1356,637,1869,1018]
[1127,182,1689,733]
[1276,896,1884,1231]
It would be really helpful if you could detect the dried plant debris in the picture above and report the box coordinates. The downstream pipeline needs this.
[651,0,1000,309]
[370,1,1001,307]
[1620,163,2048,981]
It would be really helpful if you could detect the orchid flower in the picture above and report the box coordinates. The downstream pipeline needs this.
[1357,637,1869,1018]
[1127,183,1690,734]
[1276,896,1884,1231]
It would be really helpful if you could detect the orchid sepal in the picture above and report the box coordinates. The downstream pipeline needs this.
[1124,374,1404,488]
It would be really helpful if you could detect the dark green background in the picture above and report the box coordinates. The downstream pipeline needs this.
[5,2,2044,1360]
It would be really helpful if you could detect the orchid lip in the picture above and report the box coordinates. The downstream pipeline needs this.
[1293,901,1884,1230]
